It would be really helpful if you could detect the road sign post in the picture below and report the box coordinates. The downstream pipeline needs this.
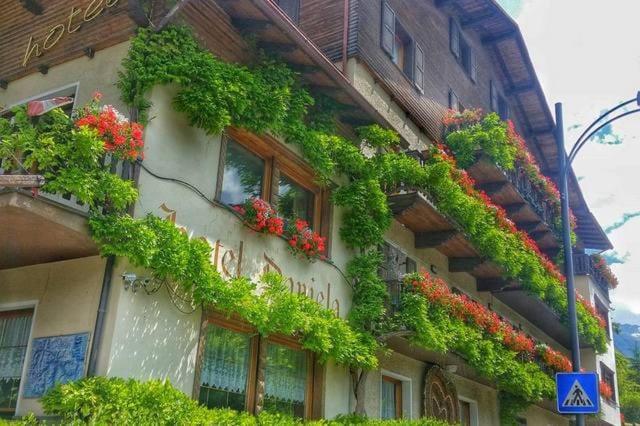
[556,372,600,415]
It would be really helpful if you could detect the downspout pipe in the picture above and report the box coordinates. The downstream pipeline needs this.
[87,255,115,377]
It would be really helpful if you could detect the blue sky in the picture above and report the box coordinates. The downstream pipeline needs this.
[497,0,640,324]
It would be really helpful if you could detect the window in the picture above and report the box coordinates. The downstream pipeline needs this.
[219,141,264,206]
[276,0,300,24]
[450,18,477,82]
[1,84,77,118]
[216,131,327,233]
[595,297,611,339]
[0,309,33,416]
[600,362,616,403]
[490,80,509,120]
[197,319,314,418]
[458,398,478,426]
[448,88,462,112]
[381,2,424,91]
[381,375,402,419]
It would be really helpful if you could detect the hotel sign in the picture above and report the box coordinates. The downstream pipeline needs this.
[22,0,120,67]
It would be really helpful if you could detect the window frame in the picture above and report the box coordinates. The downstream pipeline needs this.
[600,361,617,403]
[216,128,327,236]
[0,308,35,416]
[458,396,479,426]
[381,375,403,419]
[450,19,477,83]
[194,311,318,419]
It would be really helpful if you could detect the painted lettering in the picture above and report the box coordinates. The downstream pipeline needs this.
[83,0,105,21]
[67,7,83,33]
[23,0,121,67]
[42,24,65,50]
[22,36,42,67]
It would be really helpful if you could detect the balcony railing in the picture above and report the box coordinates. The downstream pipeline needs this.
[573,253,610,298]
[505,165,555,231]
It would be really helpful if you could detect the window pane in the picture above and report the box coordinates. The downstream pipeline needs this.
[264,343,307,418]
[459,400,471,426]
[381,378,398,419]
[220,140,264,206]
[199,325,251,411]
[275,174,314,224]
[0,310,33,414]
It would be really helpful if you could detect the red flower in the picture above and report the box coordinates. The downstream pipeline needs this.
[235,198,283,236]
[600,380,613,400]
[286,219,326,261]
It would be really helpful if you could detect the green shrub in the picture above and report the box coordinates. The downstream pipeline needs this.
[38,377,453,425]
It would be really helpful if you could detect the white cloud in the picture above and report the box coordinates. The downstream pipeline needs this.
[504,0,640,316]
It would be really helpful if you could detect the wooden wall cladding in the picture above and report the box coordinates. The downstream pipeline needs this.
[0,0,138,83]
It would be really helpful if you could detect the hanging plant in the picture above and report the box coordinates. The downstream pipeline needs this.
[286,219,326,261]
[233,198,284,236]
[75,92,144,161]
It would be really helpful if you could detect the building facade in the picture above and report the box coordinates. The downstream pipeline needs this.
[0,0,622,425]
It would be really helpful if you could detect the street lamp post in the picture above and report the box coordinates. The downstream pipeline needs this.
[555,92,640,426]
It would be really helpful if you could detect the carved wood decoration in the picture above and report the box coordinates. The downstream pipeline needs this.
[423,366,459,424]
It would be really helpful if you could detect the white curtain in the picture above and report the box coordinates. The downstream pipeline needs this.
[264,343,306,403]
[381,379,397,419]
[199,325,250,393]
[0,313,32,382]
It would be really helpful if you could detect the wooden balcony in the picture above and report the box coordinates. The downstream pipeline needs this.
[574,253,611,300]
[467,155,561,257]
[388,190,584,350]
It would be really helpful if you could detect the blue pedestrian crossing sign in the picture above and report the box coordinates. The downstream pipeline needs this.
[556,372,600,414]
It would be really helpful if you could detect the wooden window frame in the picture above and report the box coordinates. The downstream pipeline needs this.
[600,361,617,403]
[381,375,403,419]
[193,310,320,419]
[216,128,326,236]
[0,308,34,414]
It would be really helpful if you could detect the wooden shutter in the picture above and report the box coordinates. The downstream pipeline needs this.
[469,50,477,82]
[449,17,460,59]
[381,2,396,57]
[448,89,459,111]
[414,42,424,92]
[490,80,499,112]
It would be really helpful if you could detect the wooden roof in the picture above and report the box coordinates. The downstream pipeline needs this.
[440,0,612,250]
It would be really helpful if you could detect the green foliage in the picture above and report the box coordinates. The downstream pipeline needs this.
[498,391,532,426]
[89,214,378,370]
[617,351,640,422]
[0,108,137,212]
[400,292,555,408]
[445,113,516,169]
[38,377,453,425]
[111,25,607,415]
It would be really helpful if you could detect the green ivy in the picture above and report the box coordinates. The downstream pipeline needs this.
[89,213,378,370]
[113,26,608,420]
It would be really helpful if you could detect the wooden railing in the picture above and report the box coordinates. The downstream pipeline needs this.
[573,253,610,297]
[505,165,556,231]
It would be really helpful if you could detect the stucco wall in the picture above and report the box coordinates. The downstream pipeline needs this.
[0,41,130,115]
[0,256,106,416]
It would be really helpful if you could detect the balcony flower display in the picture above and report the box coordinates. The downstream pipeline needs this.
[233,198,284,236]
[591,254,619,288]
[600,380,614,401]
[536,344,572,372]
[287,219,326,261]
[405,272,574,372]
[75,92,144,161]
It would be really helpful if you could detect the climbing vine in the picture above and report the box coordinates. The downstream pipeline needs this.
[113,26,608,421]
[0,24,610,423]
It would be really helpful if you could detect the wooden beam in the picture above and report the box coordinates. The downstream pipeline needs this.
[478,181,508,196]
[460,10,497,28]
[20,0,43,15]
[0,175,45,188]
[477,278,509,292]
[415,230,457,249]
[449,257,483,273]
[530,230,550,240]
[257,42,297,54]
[231,18,272,32]
[482,30,517,45]
[530,127,554,136]
[516,221,541,233]
[289,63,322,74]
[504,203,526,215]
[507,82,536,96]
